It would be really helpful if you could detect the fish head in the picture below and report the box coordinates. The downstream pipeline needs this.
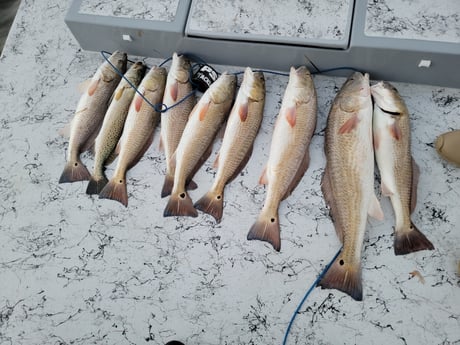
[209,72,237,104]
[102,51,128,81]
[170,52,192,84]
[371,81,406,115]
[126,62,147,85]
[243,67,265,101]
[289,66,315,103]
[143,66,167,92]
[339,72,370,112]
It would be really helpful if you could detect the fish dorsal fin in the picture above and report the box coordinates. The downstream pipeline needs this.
[259,166,268,185]
[410,157,420,214]
[321,166,344,243]
[338,114,360,134]
[284,106,296,128]
[368,193,384,221]
[282,149,310,200]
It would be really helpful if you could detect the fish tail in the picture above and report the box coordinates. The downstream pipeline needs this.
[99,176,128,207]
[247,209,281,251]
[163,191,198,217]
[161,173,174,198]
[86,174,109,195]
[317,256,363,301]
[59,159,91,183]
[394,222,435,255]
[194,188,224,223]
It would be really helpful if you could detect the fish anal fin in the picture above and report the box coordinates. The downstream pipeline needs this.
[163,191,198,217]
[159,135,164,151]
[381,180,394,197]
[161,173,174,198]
[194,189,224,223]
[259,166,268,185]
[247,211,281,251]
[317,255,363,301]
[368,193,384,221]
[99,176,128,207]
[373,131,380,150]
[410,157,420,214]
[284,106,296,128]
[394,222,434,255]
[338,114,360,134]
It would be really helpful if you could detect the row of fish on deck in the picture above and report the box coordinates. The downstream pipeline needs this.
[58,51,434,301]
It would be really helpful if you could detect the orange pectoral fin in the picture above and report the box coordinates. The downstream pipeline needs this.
[338,114,360,134]
[198,101,210,121]
[284,106,296,128]
[239,102,249,122]
[114,87,125,101]
[87,78,101,96]
[169,81,178,102]
[134,94,143,112]
[389,122,402,140]
[373,132,380,150]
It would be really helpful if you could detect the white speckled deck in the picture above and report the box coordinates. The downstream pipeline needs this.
[365,0,460,43]
[0,0,459,344]
[187,0,353,47]
[79,0,180,21]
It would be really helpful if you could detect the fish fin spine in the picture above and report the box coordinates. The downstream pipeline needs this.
[163,191,198,217]
[317,256,363,301]
[99,176,128,207]
[394,222,434,255]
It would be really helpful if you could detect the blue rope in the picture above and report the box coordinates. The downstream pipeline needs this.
[282,247,342,345]
[100,51,195,113]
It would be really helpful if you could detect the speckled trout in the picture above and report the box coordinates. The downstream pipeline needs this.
[163,72,237,217]
[160,53,197,197]
[59,51,127,183]
[371,81,434,255]
[98,66,167,206]
[318,72,383,301]
[86,61,146,195]
[247,66,317,252]
[194,68,266,223]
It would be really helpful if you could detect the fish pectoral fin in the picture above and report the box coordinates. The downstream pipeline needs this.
[410,157,420,214]
[114,86,126,101]
[368,193,384,221]
[77,79,93,94]
[259,166,268,185]
[169,80,178,102]
[134,92,144,112]
[389,122,402,140]
[284,106,296,128]
[58,121,72,138]
[338,114,360,134]
[282,149,310,200]
[197,101,211,121]
[238,102,249,122]
[87,78,101,96]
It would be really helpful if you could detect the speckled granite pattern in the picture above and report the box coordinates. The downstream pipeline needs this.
[366,0,460,43]
[188,0,352,43]
[0,0,459,344]
[79,0,180,21]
